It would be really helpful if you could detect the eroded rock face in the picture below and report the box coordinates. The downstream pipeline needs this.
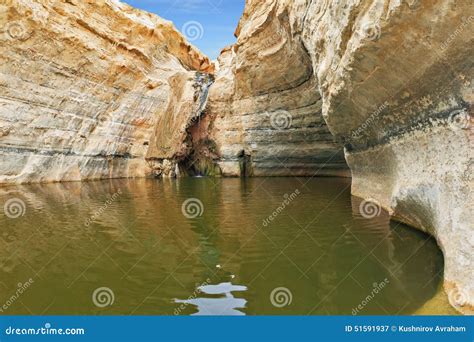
[146,72,214,177]
[207,0,473,313]
[0,0,213,183]
[205,2,350,177]
[305,0,473,314]
[0,0,472,314]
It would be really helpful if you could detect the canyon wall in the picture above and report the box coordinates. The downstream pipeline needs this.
[205,8,349,177]
[0,0,213,183]
[0,0,472,314]
[208,0,472,313]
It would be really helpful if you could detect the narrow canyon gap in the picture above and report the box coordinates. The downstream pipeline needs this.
[0,0,472,314]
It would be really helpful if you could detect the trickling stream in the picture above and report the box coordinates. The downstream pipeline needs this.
[177,72,219,177]
[146,72,216,178]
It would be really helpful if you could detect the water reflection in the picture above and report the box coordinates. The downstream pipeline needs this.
[176,282,248,315]
[0,178,444,315]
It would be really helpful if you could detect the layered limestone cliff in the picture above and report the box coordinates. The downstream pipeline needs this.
[211,0,472,313]
[0,0,213,183]
[205,12,349,177]
[0,0,472,314]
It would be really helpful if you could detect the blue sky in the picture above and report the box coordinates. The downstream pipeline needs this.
[122,0,246,59]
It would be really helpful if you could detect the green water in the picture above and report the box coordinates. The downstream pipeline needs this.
[0,178,443,315]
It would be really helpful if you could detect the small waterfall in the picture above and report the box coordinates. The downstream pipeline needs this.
[176,72,218,177]
[193,72,215,123]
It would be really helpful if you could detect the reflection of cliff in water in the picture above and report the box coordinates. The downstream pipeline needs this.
[0,178,444,315]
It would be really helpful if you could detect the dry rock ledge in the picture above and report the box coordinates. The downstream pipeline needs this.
[0,0,472,314]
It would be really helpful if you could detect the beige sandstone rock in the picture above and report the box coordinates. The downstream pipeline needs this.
[0,0,213,183]
[205,3,350,177]
[206,0,473,313]
[306,0,473,315]
[0,0,472,314]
